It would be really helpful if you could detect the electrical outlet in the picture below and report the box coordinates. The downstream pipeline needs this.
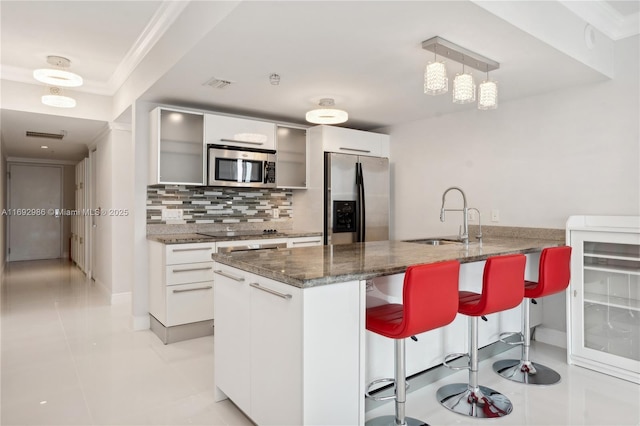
[272,208,280,219]
[365,280,374,292]
[491,209,500,222]
[468,210,477,221]
[162,209,183,220]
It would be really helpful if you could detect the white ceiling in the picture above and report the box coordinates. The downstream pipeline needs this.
[1,0,638,162]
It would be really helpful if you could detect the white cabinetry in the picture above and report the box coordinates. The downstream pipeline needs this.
[276,125,308,188]
[205,114,276,150]
[287,235,322,248]
[214,264,364,425]
[148,241,215,343]
[149,107,205,185]
[567,215,640,383]
[312,125,390,158]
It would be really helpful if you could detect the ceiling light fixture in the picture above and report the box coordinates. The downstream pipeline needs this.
[33,56,83,87]
[452,58,476,104]
[305,98,348,125]
[42,86,76,108]
[422,36,499,110]
[478,66,498,110]
[424,45,448,95]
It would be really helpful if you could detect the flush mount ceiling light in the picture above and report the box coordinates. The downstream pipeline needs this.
[33,56,83,87]
[305,98,348,125]
[422,36,499,110]
[42,86,76,108]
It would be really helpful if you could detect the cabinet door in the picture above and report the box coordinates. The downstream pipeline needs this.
[276,125,308,188]
[150,108,205,185]
[250,277,302,425]
[570,230,640,379]
[320,125,385,157]
[205,114,276,150]
[213,265,251,411]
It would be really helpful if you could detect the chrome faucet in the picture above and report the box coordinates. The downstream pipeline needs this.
[468,207,482,246]
[440,186,469,246]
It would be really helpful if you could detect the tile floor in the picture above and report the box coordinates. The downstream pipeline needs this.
[1,259,639,425]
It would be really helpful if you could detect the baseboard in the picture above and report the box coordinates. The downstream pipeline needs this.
[93,277,111,300]
[534,326,567,349]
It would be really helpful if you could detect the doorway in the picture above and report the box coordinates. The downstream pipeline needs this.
[7,163,63,261]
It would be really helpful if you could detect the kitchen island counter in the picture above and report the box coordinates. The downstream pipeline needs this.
[212,237,562,288]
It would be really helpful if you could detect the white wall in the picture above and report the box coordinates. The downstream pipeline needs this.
[387,35,639,241]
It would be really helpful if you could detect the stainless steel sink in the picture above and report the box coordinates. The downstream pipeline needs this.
[403,238,462,246]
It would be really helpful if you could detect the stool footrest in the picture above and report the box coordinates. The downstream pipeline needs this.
[498,331,524,345]
[364,378,409,401]
[443,352,470,370]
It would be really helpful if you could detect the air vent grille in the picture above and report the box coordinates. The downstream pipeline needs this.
[26,131,65,139]
[203,77,234,89]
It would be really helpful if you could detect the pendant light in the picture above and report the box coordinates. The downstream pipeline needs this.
[478,66,498,110]
[305,98,348,125]
[452,56,476,104]
[424,45,448,95]
[33,56,83,87]
[41,86,76,108]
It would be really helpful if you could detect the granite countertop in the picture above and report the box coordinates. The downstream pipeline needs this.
[212,237,564,288]
[147,231,322,244]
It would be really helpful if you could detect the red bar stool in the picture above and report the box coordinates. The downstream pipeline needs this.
[437,254,526,418]
[493,246,572,385]
[365,260,460,426]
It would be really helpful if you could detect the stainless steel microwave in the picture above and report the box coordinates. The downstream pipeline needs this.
[207,144,276,188]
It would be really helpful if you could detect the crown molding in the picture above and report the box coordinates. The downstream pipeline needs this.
[560,0,640,40]
[106,0,190,94]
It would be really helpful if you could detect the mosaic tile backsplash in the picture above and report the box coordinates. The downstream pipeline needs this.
[147,185,293,225]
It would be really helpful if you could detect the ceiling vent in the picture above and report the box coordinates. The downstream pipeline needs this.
[26,130,66,139]
[203,77,234,89]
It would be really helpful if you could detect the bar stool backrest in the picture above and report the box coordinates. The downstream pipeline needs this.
[526,246,572,299]
[400,260,460,338]
[476,254,526,316]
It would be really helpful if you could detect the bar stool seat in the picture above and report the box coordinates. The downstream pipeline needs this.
[493,246,572,385]
[437,254,526,419]
[365,260,460,426]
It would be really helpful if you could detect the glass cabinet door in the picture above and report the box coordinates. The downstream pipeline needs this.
[158,109,204,184]
[572,231,640,374]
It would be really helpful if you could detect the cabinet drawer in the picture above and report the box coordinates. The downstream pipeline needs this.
[287,236,322,248]
[166,262,214,285]
[205,114,276,150]
[166,281,214,326]
[165,243,215,265]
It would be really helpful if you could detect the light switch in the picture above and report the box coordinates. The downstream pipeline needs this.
[491,209,500,222]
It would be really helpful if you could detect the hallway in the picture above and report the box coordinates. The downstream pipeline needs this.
[1,260,638,425]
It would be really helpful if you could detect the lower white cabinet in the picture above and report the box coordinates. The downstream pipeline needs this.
[214,263,364,425]
[566,215,640,383]
[149,241,216,328]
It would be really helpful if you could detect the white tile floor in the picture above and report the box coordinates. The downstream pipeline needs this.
[1,259,639,425]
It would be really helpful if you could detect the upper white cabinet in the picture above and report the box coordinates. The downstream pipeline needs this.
[566,215,640,384]
[276,125,308,188]
[149,107,205,185]
[205,114,276,151]
[314,125,390,158]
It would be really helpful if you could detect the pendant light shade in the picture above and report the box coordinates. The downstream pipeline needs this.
[424,61,448,95]
[452,72,476,104]
[478,80,498,110]
[306,98,348,125]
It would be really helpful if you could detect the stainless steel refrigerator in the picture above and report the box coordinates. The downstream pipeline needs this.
[324,152,390,245]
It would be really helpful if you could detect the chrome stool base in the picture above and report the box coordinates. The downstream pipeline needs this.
[493,359,561,385]
[437,383,513,418]
[366,415,428,426]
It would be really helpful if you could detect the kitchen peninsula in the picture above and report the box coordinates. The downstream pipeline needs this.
[212,236,563,425]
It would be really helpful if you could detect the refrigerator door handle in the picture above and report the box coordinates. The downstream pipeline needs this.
[355,162,366,243]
